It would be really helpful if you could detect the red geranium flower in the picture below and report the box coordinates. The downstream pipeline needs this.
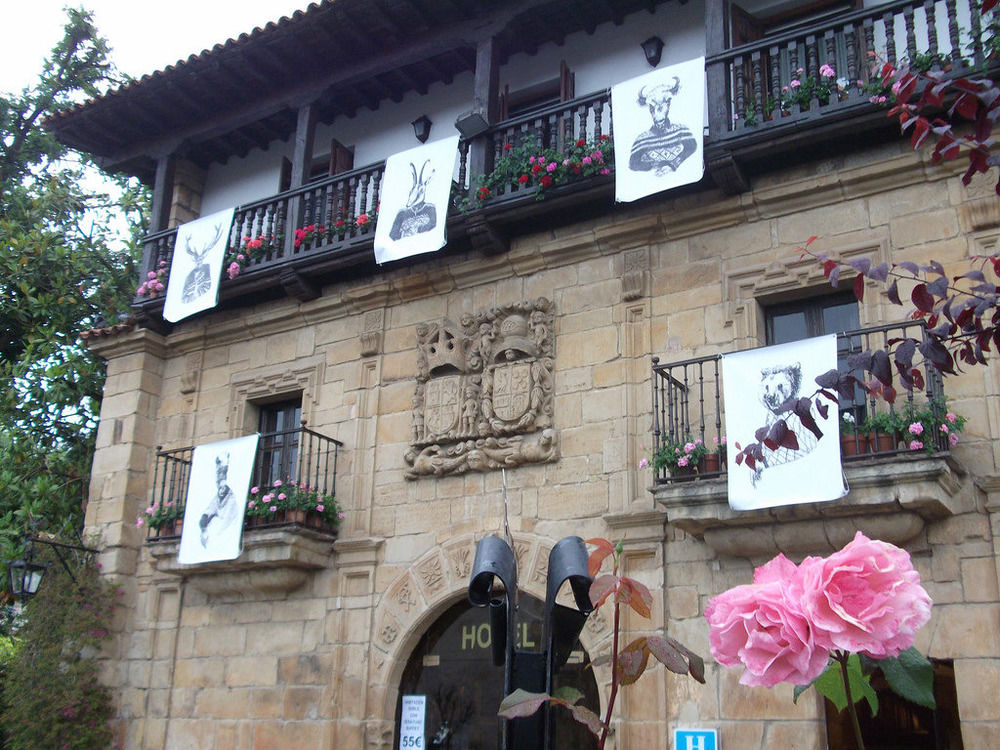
[539,175,554,188]
[576,138,586,147]
[518,174,530,184]
[599,134,610,141]
[504,143,513,150]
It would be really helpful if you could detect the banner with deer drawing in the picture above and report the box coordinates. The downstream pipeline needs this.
[721,334,847,511]
[163,207,235,323]
[374,135,459,264]
[178,434,259,565]
[611,57,705,203]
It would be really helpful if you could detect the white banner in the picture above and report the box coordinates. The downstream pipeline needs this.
[163,207,234,323]
[611,58,705,203]
[178,434,259,565]
[722,335,846,511]
[375,135,459,265]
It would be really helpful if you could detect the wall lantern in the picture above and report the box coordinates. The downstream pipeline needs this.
[641,36,665,67]
[7,534,98,603]
[412,114,433,143]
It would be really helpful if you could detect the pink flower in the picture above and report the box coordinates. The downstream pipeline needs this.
[273,480,283,487]
[677,456,689,467]
[145,507,155,515]
[683,442,696,453]
[338,511,346,520]
[946,412,957,423]
[528,156,536,164]
[789,79,801,88]
[277,493,286,500]
[248,501,255,509]
[870,95,887,104]
[269,506,277,513]
[908,422,924,435]
[939,424,949,434]
[136,518,144,528]
[638,458,649,469]
[949,432,959,447]
[819,63,836,77]
[706,555,829,687]
[591,150,603,161]
[237,253,245,261]
[798,532,932,659]
[147,271,157,280]
[227,262,240,280]
[909,440,924,451]
[250,486,259,494]
[356,214,369,226]
[316,504,324,512]
[546,162,557,172]
[582,156,592,165]
[599,168,610,175]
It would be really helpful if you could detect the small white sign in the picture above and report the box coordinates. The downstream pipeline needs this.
[674,728,718,750]
[399,694,426,750]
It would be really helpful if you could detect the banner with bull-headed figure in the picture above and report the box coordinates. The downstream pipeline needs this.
[611,58,705,203]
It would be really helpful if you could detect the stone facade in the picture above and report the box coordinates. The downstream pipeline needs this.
[87,140,1000,748]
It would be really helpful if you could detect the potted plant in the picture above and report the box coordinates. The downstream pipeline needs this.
[653,437,709,478]
[245,478,344,531]
[860,409,903,454]
[136,500,184,537]
[899,398,966,454]
[839,410,865,456]
[702,435,727,473]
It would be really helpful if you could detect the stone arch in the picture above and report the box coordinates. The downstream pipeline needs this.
[365,530,613,748]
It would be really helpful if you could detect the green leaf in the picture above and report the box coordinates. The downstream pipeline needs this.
[809,655,878,715]
[879,648,936,709]
[551,686,584,705]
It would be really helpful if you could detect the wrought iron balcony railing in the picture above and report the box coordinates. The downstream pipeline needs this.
[145,424,342,540]
[651,321,949,484]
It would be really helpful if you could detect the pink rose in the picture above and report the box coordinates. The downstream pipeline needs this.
[946,412,957,423]
[798,532,932,659]
[269,505,277,513]
[316,504,324,512]
[706,555,829,687]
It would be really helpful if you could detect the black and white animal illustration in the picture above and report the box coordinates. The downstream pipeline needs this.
[752,362,819,485]
[629,77,698,175]
[198,452,239,548]
[181,222,224,303]
[389,160,438,240]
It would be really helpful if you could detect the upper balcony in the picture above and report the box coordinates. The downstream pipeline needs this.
[110,0,995,327]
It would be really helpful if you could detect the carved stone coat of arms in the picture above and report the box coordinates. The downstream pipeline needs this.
[405,298,557,478]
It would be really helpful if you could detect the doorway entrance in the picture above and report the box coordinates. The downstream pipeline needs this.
[394,597,600,749]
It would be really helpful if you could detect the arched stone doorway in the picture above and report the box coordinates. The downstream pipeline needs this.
[393,597,601,749]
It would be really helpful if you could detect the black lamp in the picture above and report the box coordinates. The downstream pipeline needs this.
[641,36,665,67]
[412,114,433,143]
[7,534,97,602]
[8,557,46,599]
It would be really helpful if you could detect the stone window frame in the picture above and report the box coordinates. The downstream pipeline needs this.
[228,356,324,437]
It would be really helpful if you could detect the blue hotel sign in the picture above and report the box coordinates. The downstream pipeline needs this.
[674,728,718,750]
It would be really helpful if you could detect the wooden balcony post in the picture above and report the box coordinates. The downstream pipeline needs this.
[284,102,317,258]
[468,35,500,182]
[705,0,728,140]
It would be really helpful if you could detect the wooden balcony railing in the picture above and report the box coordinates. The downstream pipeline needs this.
[708,0,985,137]
[651,321,949,484]
[145,424,342,540]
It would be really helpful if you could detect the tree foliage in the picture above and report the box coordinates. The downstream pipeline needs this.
[0,9,147,555]
[1,549,118,749]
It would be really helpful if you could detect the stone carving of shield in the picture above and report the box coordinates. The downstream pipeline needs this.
[492,361,532,422]
[424,375,462,436]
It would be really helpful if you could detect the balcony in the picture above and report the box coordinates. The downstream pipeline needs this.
[129,0,994,328]
[143,424,343,593]
[650,321,970,557]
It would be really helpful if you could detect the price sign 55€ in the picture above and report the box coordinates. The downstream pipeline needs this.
[399,695,426,750]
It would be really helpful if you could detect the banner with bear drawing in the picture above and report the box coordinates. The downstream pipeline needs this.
[611,57,705,203]
[721,335,847,511]
[374,135,459,265]
[178,434,259,565]
[163,207,235,323]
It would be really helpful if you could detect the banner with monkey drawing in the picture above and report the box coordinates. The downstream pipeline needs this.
[163,207,235,323]
[721,334,847,511]
[374,135,460,265]
[611,58,705,203]
[178,434,259,565]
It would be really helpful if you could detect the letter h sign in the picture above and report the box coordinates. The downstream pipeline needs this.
[674,729,718,750]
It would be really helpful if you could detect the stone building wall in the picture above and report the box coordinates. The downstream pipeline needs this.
[87,141,1000,748]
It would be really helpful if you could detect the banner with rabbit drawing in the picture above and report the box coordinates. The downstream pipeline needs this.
[374,135,459,264]
[163,207,235,323]
[721,334,847,511]
[178,434,259,565]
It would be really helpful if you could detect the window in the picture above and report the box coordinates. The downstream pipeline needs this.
[278,138,355,191]
[765,291,859,345]
[499,61,575,120]
[255,399,302,487]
